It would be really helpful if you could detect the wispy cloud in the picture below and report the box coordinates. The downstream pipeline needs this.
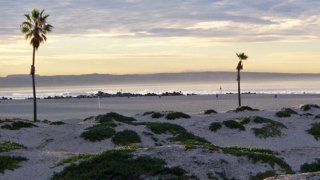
[1,0,319,42]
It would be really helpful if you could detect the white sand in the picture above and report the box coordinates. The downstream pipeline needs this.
[0,95,320,179]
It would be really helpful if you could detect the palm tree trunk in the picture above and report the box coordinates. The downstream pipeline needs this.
[237,69,241,107]
[31,47,37,122]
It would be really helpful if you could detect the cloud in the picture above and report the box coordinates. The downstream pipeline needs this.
[1,0,320,42]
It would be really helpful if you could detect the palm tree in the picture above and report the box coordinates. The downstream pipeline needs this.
[21,9,53,122]
[236,52,248,107]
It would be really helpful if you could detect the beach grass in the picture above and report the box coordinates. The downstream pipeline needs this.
[1,121,37,130]
[209,122,222,132]
[250,171,276,180]
[49,121,65,125]
[0,156,28,173]
[223,120,245,131]
[0,141,26,152]
[300,104,320,111]
[80,124,116,142]
[300,158,320,173]
[51,147,187,180]
[204,109,217,114]
[234,106,259,112]
[276,108,298,118]
[307,123,320,140]
[96,112,136,124]
[165,112,191,120]
[221,146,293,174]
[112,130,141,145]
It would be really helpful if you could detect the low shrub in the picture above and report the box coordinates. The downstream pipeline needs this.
[234,106,259,112]
[49,121,65,125]
[204,109,217,114]
[221,146,293,174]
[252,124,283,138]
[51,148,187,179]
[112,130,141,145]
[307,123,320,140]
[80,124,116,142]
[209,122,222,132]
[166,112,191,120]
[300,158,320,173]
[250,171,276,180]
[53,153,96,167]
[253,116,287,128]
[0,141,26,152]
[96,112,136,124]
[237,117,251,125]
[143,111,155,116]
[300,104,320,111]
[152,113,164,119]
[276,108,298,118]
[314,114,320,119]
[0,155,28,173]
[223,120,245,131]
[1,121,37,130]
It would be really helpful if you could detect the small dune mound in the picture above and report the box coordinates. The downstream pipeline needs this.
[307,123,320,140]
[275,108,298,118]
[0,156,28,173]
[51,147,188,180]
[1,121,37,130]
[49,121,65,125]
[80,124,116,142]
[96,112,136,124]
[252,116,287,138]
[165,112,191,120]
[0,141,26,152]
[209,122,222,132]
[300,158,320,173]
[204,109,217,114]
[143,111,164,119]
[300,104,320,111]
[233,106,259,112]
[112,130,141,145]
[223,120,246,131]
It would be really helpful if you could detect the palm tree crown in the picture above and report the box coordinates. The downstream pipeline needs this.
[21,9,53,50]
[236,52,248,70]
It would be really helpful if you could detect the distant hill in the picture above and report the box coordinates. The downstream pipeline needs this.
[1,72,319,88]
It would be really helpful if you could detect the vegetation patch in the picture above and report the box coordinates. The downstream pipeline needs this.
[95,112,136,124]
[204,109,217,114]
[276,108,298,118]
[152,113,164,119]
[223,120,245,131]
[1,121,37,130]
[221,146,293,174]
[209,122,222,132]
[236,117,251,125]
[80,124,116,142]
[0,155,28,173]
[315,114,320,119]
[252,124,283,138]
[300,158,320,173]
[49,121,65,125]
[234,106,259,112]
[0,141,26,152]
[141,122,209,146]
[53,153,96,167]
[307,123,320,140]
[300,104,320,111]
[253,116,286,128]
[165,112,191,120]
[52,147,187,180]
[112,130,141,145]
[250,171,276,180]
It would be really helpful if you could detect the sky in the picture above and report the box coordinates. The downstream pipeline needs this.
[0,0,320,76]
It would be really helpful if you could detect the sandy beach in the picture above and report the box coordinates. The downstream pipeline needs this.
[1,94,320,179]
[1,94,320,121]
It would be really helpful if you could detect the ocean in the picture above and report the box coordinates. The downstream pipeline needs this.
[0,72,319,99]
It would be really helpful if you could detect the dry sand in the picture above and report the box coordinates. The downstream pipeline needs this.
[0,95,320,179]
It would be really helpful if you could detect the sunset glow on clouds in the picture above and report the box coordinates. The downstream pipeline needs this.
[0,0,320,76]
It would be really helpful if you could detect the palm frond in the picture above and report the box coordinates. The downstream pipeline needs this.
[236,52,248,60]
